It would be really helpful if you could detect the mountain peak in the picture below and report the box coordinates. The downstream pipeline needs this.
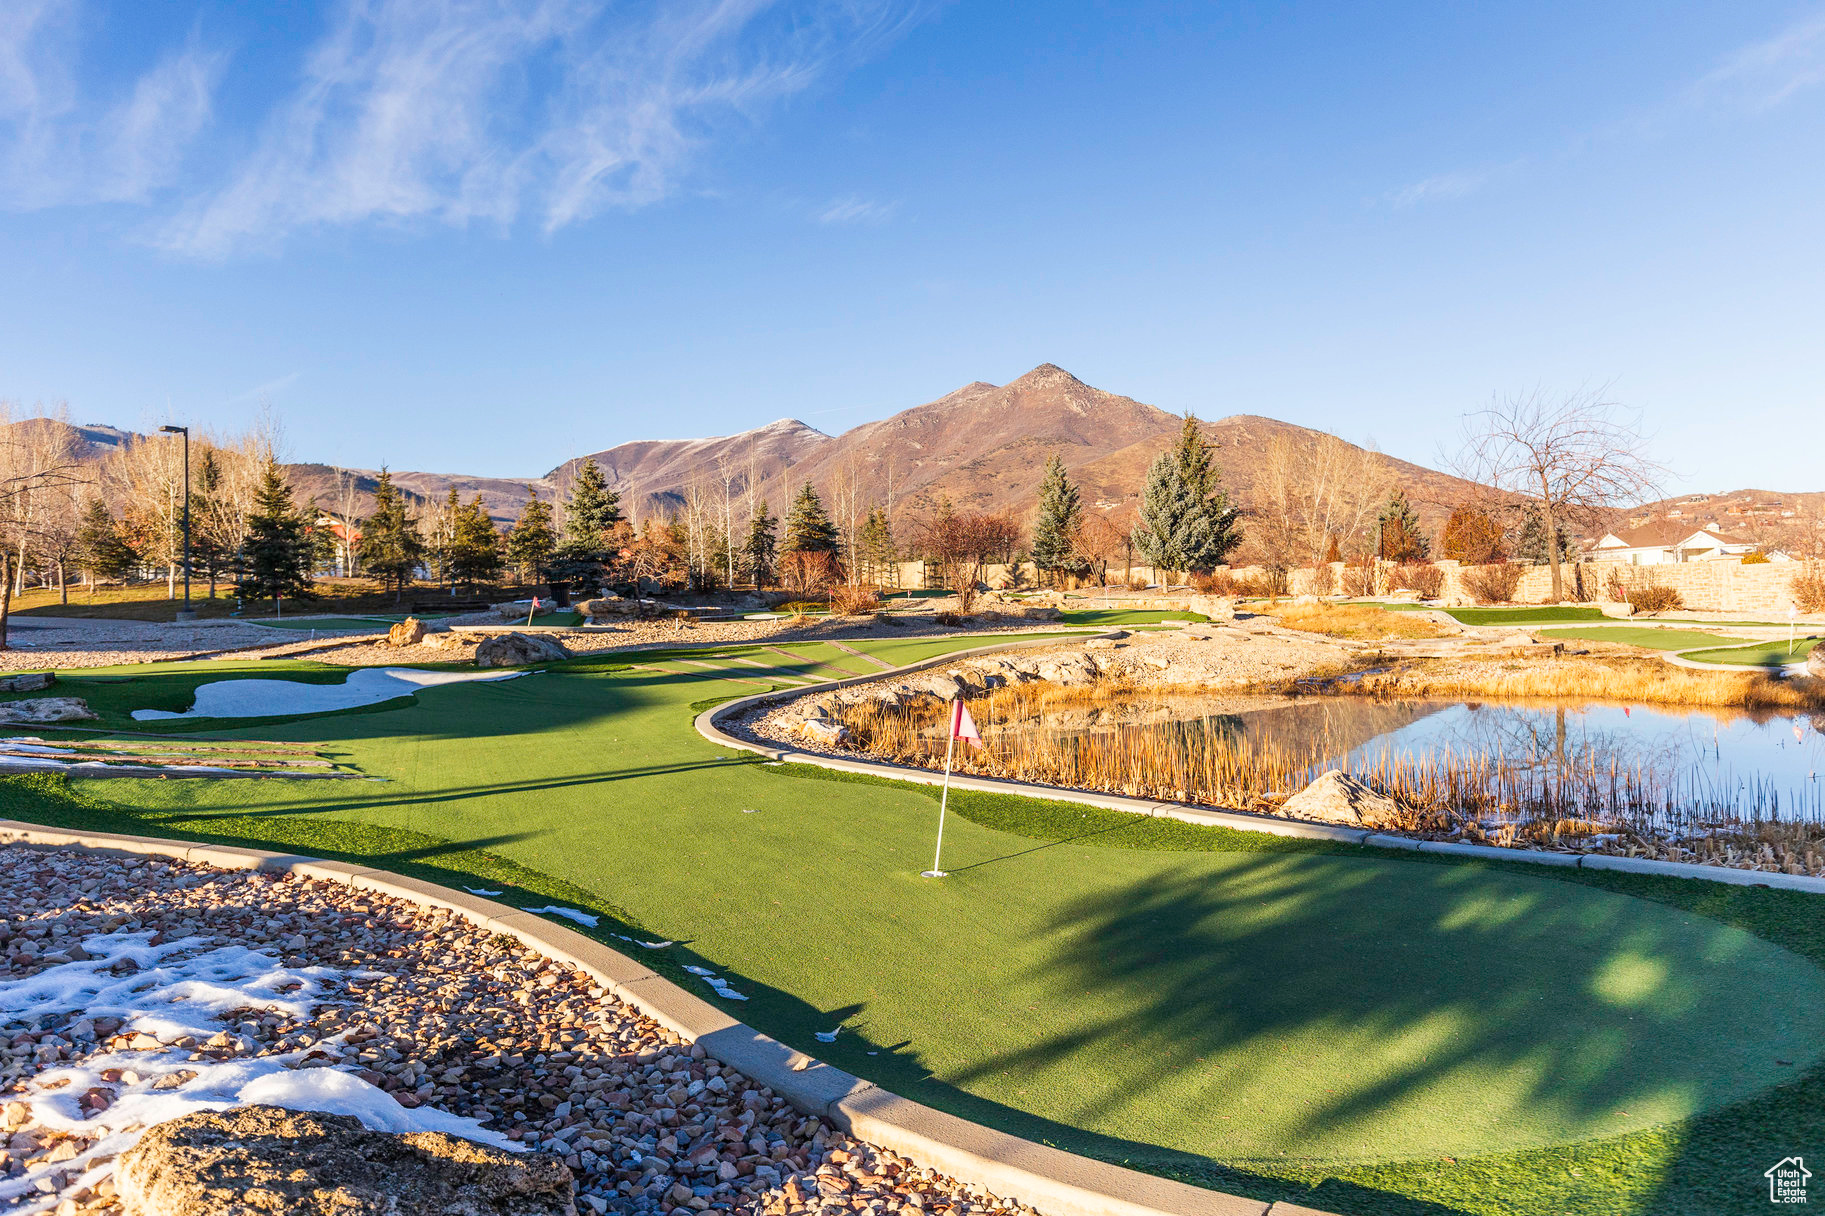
[1009,362,1085,389]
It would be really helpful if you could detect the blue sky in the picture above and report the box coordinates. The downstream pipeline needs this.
[2,1,1821,492]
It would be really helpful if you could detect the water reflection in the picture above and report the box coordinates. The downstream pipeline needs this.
[1008,696,1825,824]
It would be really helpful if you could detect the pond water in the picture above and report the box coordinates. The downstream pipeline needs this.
[1278,699,1821,822]
[986,696,1825,825]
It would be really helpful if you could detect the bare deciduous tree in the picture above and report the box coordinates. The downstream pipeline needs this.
[923,511,1021,612]
[1249,431,1393,571]
[1456,388,1665,602]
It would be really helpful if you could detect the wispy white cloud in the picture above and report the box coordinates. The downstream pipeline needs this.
[0,0,224,208]
[158,0,930,257]
[1385,162,1522,210]
[225,371,303,406]
[817,194,896,224]
[1384,8,1825,210]
[1689,10,1825,112]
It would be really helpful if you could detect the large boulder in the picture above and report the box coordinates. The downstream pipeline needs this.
[798,719,851,747]
[474,632,572,667]
[577,596,639,621]
[116,1106,576,1216]
[1279,770,1405,830]
[0,697,96,724]
[386,617,427,648]
[423,631,478,652]
[0,673,53,693]
[1809,644,1825,679]
[1599,600,1635,619]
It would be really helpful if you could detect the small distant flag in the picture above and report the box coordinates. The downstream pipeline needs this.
[952,698,984,750]
[526,595,542,625]
[925,696,982,878]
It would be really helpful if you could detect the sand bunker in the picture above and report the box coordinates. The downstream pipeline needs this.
[133,668,520,721]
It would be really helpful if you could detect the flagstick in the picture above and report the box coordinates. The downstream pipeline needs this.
[923,708,957,878]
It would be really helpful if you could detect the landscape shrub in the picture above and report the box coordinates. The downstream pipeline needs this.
[780,600,826,614]
[1627,584,1684,613]
[934,611,965,627]
[829,584,881,616]
[780,551,841,594]
[1792,563,1825,613]
[1305,563,1336,596]
[1191,571,1239,595]
[1741,551,1772,565]
[1392,562,1444,599]
[1341,561,1377,597]
[1127,577,1150,591]
[1462,563,1522,605]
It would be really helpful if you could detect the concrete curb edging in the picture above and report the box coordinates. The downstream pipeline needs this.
[0,819,1328,1216]
[696,639,1825,895]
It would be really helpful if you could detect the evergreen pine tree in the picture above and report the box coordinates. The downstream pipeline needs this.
[564,458,621,549]
[74,499,135,586]
[1376,489,1430,561]
[1515,504,1573,565]
[742,500,778,585]
[237,459,314,611]
[1131,452,1214,580]
[505,490,557,583]
[358,469,426,602]
[858,507,895,581]
[1030,454,1084,581]
[1172,414,1242,570]
[782,482,838,554]
[449,496,503,588]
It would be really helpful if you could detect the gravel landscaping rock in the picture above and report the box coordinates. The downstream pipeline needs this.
[116,1105,577,1216]
[0,845,1051,1216]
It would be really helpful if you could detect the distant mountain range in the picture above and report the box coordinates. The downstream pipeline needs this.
[19,364,1748,538]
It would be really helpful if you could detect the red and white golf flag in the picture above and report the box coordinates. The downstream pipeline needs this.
[951,698,983,749]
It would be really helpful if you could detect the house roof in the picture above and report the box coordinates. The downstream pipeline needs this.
[1598,521,1756,550]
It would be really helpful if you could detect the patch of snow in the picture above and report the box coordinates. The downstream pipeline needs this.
[704,978,747,1001]
[132,668,522,721]
[813,1029,839,1043]
[682,965,717,977]
[464,887,503,896]
[522,906,598,928]
[0,931,515,1209]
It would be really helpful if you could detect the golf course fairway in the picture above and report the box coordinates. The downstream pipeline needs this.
[7,638,1822,1216]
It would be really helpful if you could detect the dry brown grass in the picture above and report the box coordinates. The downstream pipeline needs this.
[825,674,1825,873]
[1342,657,1825,711]
[1263,602,1451,641]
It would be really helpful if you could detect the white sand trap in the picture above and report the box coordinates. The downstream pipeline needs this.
[132,668,520,721]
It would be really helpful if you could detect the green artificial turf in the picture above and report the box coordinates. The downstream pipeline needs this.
[1679,637,1821,668]
[244,616,401,631]
[3,639,1819,1215]
[1058,609,1211,626]
[1536,626,1753,651]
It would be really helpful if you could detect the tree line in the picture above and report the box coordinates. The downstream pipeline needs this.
[8,387,1661,619]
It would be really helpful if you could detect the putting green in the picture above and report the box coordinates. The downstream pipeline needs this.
[1679,637,1820,668]
[37,648,1825,1181]
[1537,626,1752,651]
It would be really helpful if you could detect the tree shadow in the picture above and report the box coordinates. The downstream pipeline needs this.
[902,857,1824,1210]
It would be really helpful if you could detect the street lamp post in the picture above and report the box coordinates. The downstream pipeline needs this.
[160,425,192,622]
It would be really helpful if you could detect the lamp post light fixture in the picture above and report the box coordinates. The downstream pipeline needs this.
[159,425,193,622]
